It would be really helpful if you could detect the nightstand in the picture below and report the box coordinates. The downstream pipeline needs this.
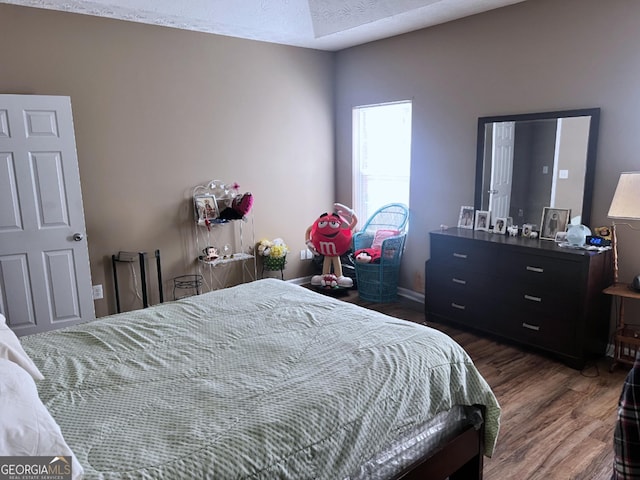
[604,283,640,371]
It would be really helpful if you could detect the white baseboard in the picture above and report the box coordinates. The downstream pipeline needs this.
[397,287,425,304]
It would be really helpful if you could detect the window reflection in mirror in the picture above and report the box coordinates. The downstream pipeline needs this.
[475,109,600,228]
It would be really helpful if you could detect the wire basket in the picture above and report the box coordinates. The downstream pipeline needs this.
[262,255,286,271]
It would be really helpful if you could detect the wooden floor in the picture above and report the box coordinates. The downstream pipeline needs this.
[335,288,628,480]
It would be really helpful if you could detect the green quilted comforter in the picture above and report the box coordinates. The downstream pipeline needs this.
[22,279,500,479]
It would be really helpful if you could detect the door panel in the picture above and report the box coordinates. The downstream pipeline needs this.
[32,151,69,227]
[0,254,34,328]
[0,95,94,335]
[24,110,59,138]
[0,110,9,137]
[0,152,22,230]
[45,249,80,321]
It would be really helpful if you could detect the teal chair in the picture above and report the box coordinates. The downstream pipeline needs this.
[353,203,409,302]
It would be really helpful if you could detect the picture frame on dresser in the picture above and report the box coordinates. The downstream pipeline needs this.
[494,218,507,235]
[474,210,490,231]
[522,224,534,238]
[458,206,475,229]
[541,207,570,240]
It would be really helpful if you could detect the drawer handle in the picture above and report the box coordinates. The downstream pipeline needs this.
[452,278,467,285]
[522,322,540,331]
[451,303,466,310]
[524,294,542,303]
[526,266,544,273]
[452,253,468,259]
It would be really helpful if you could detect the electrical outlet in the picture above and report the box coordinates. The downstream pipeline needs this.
[92,284,103,300]
[300,249,306,260]
[305,249,314,260]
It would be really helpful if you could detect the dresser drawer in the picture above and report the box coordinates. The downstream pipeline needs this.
[502,282,579,316]
[427,284,494,330]
[501,282,579,355]
[427,262,492,298]
[498,251,583,291]
[501,311,577,355]
[431,236,495,272]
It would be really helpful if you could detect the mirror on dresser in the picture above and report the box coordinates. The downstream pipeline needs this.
[474,108,600,228]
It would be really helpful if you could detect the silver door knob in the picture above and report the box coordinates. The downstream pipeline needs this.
[73,233,84,241]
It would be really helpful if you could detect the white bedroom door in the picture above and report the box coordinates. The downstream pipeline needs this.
[0,94,95,336]
[488,121,515,220]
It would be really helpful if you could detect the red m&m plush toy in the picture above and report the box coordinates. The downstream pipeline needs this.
[305,203,357,288]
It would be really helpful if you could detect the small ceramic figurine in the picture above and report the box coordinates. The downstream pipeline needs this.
[507,225,519,237]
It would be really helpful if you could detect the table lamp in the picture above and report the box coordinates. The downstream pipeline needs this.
[608,172,640,286]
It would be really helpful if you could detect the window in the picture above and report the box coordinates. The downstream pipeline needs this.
[352,101,412,224]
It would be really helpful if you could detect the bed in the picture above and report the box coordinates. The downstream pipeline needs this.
[8,279,500,479]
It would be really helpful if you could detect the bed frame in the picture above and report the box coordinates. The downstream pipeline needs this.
[395,413,485,480]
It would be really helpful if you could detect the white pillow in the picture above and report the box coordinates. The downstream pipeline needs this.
[0,313,44,380]
[0,358,84,479]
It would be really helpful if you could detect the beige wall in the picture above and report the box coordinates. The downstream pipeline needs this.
[335,0,640,298]
[0,4,335,317]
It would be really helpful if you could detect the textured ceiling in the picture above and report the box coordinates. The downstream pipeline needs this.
[1,0,527,51]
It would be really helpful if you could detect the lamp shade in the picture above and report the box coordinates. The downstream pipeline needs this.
[608,172,640,220]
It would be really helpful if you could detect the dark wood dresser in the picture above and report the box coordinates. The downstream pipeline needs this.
[425,228,613,368]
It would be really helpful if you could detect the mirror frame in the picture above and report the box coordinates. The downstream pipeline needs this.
[474,107,601,228]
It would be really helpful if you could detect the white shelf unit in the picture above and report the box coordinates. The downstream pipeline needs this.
[193,181,256,292]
